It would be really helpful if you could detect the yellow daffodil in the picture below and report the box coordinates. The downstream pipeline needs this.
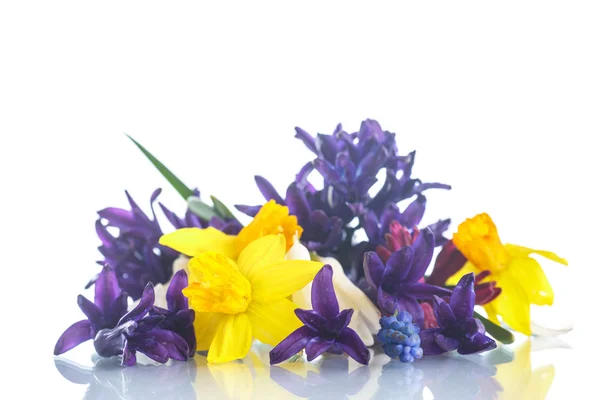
[159,200,302,261]
[449,213,567,335]
[179,234,322,363]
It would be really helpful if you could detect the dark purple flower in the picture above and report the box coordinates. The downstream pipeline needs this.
[149,270,196,357]
[93,283,190,366]
[426,242,502,306]
[54,266,128,355]
[419,273,497,356]
[94,189,179,300]
[363,228,451,326]
[270,265,370,365]
[160,190,242,235]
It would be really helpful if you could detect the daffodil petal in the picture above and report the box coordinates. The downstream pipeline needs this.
[159,227,237,259]
[194,312,224,351]
[507,257,554,306]
[237,235,286,280]
[506,244,568,266]
[207,313,253,363]
[250,260,323,302]
[490,273,532,335]
[446,262,481,285]
[246,298,302,347]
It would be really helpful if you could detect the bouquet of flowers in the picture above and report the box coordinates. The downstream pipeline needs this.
[54,120,568,366]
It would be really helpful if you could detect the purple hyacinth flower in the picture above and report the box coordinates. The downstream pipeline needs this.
[419,273,497,356]
[149,270,196,357]
[160,189,242,235]
[363,228,451,326]
[54,266,128,355]
[94,189,179,300]
[270,265,370,365]
[93,283,191,366]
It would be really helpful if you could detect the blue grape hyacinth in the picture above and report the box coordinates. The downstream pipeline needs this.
[377,311,423,363]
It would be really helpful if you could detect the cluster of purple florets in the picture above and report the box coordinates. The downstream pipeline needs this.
[377,311,423,363]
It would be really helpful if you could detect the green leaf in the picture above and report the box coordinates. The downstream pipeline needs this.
[474,311,515,344]
[126,134,194,200]
[187,196,218,220]
[210,195,238,220]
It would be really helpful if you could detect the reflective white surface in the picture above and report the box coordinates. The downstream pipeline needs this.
[53,335,573,399]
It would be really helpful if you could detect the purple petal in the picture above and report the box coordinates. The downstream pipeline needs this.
[122,341,136,366]
[465,317,485,338]
[425,219,451,247]
[53,320,94,355]
[95,220,114,247]
[294,127,317,153]
[270,326,315,365]
[294,309,327,331]
[119,283,155,324]
[434,333,460,352]
[136,315,165,332]
[311,265,339,319]
[305,337,333,361]
[412,182,452,195]
[255,176,284,203]
[377,287,398,315]
[396,296,424,327]
[399,195,426,227]
[382,246,414,283]
[285,184,311,224]
[356,146,387,182]
[336,327,370,365]
[433,295,457,328]
[108,292,129,325]
[159,203,185,229]
[234,204,261,217]
[77,295,103,328]
[97,207,135,227]
[395,282,452,300]
[167,270,189,311]
[404,228,435,282]
[450,273,475,319]
[363,252,385,288]
[419,328,445,355]
[361,211,380,243]
[94,266,121,313]
[457,333,497,355]
[332,309,354,332]
[313,159,339,183]
[380,203,400,239]
[145,328,189,361]
[136,339,169,364]
[316,134,341,162]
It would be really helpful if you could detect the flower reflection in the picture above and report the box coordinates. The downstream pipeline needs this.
[54,356,196,399]
[270,355,371,399]
[495,339,555,400]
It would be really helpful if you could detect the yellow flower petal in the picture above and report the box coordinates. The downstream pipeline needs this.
[453,213,511,273]
[207,360,254,400]
[207,313,253,363]
[506,257,554,306]
[235,200,302,253]
[237,234,286,280]
[506,243,568,266]
[489,273,532,335]
[249,260,323,302]
[246,298,302,346]
[159,227,237,259]
[194,312,224,351]
[184,252,251,314]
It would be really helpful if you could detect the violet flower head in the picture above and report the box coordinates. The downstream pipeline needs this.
[93,283,191,366]
[270,265,370,365]
[149,270,196,357]
[419,273,497,356]
[95,189,178,300]
[54,266,128,355]
[363,228,451,326]
[160,190,242,235]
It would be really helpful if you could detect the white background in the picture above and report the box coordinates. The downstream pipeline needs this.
[1,1,598,398]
